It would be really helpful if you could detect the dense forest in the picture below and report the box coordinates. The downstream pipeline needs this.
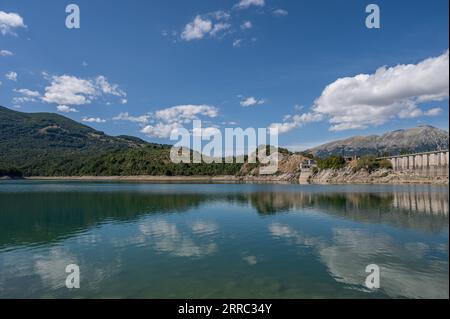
[2,146,244,177]
[0,106,244,177]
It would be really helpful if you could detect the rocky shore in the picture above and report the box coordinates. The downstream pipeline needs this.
[309,167,448,185]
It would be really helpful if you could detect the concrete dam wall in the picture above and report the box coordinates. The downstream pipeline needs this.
[379,150,449,177]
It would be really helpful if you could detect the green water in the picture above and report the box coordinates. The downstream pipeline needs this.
[0,181,448,299]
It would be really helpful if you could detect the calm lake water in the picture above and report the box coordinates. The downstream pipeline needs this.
[0,181,448,299]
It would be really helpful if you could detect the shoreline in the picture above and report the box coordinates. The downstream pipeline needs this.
[25,175,242,182]
[6,174,446,185]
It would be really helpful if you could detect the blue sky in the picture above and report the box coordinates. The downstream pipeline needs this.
[0,0,448,150]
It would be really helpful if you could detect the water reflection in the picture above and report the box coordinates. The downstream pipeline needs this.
[138,219,218,257]
[0,182,448,298]
[269,223,448,299]
[0,184,447,248]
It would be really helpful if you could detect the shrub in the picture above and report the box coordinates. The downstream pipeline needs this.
[317,155,346,170]
[379,159,393,170]
[354,156,393,173]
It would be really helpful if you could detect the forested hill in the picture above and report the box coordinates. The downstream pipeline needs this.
[0,105,152,154]
[0,106,241,177]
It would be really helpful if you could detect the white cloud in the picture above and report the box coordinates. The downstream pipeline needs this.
[12,88,40,104]
[240,96,265,107]
[210,22,231,37]
[95,75,126,98]
[241,21,252,30]
[213,10,231,21]
[0,49,13,56]
[269,112,324,134]
[312,50,449,131]
[12,97,36,104]
[141,122,183,139]
[14,88,40,97]
[154,104,218,123]
[82,117,106,123]
[273,9,289,16]
[113,112,149,124]
[424,107,442,116]
[57,105,78,113]
[43,75,97,105]
[42,74,126,106]
[141,104,219,138]
[138,220,217,257]
[181,16,213,41]
[235,0,265,10]
[181,15,232,41]
[5,71,17,81]
[0,11,26,35]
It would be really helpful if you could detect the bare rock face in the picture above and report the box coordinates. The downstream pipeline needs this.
[308,125,449,158]
[310,167,449,185]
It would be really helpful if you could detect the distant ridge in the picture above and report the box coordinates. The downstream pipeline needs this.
[307,125,449,157]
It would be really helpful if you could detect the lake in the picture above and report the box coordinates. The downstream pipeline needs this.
[0,181,448,299]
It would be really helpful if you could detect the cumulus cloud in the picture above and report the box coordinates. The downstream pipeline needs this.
[57,105,79,113]
[5,71,17,81]
[95,75,127,98]
[113,112,149,124]
[42,74,126,106]
[12,88,40,104]
[269,50,449,134]
[313,50,449,131]
[181,16,213,41]
[43,75,97,105]
[0,49,13,56]
[210,22,232,37]
[180,14,233,41]
[141,104,219,138]
[240,96,265,107]
[82,117,106,123]
[0,11,26,35]
[141,122,183,139]
[269,112,324,134]
[234,0,265,10]
[155,104,218,123]
[14,88,40,97]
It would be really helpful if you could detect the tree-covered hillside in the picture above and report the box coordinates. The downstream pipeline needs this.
[0,106,242,177]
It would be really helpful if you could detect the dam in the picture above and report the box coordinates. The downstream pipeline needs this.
[378,150,449,177]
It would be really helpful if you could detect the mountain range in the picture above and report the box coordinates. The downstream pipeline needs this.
[308,125,449,157]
